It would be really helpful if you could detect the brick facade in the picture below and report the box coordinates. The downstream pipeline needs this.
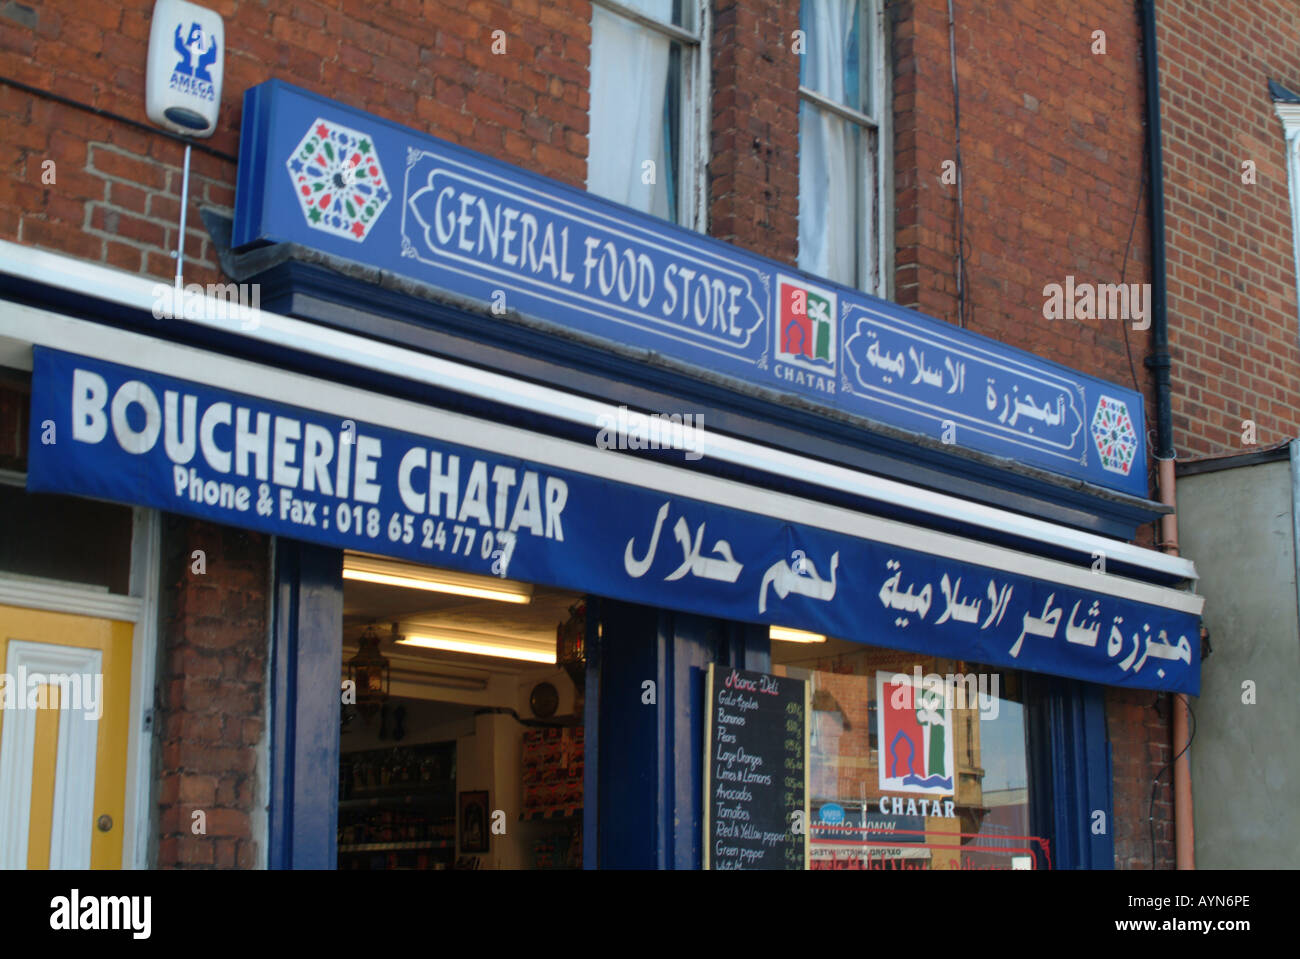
[891,0,1155,456]
[1107,686,1174,869]
[154,517,269,869]
[0,0,1193,869]
[0,0,592,290]
[708,0,800,263]
[1155,0,1300,457]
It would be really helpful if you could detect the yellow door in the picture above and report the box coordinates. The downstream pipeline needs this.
[0,604,133,869]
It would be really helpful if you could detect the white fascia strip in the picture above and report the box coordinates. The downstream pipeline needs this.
[0,303,1203,616]
[0,239,1197,585]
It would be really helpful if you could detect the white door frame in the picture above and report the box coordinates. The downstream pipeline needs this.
[0,640,103,868]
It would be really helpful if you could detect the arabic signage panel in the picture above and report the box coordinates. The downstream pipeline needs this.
[232,80,1149,498]
[26,347,1198,693]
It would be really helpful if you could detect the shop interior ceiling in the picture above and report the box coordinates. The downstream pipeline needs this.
[342,577,580,676]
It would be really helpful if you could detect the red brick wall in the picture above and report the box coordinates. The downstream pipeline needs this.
[1155,1,1300,456]
[709,0,800,263]
[1107,686,1174,869]
[155,516,269,869]
[891,0,1155,439]
[0,0,592,287]
[0,374,270,867]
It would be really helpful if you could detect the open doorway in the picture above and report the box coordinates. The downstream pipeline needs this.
[338,551,586,870]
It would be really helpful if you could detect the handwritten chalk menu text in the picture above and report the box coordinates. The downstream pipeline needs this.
[704,665,809,869]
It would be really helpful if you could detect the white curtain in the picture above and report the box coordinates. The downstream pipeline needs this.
[799,0,861,287]
[588,2,675,221]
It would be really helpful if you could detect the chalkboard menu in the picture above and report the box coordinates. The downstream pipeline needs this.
[704,665,809,869]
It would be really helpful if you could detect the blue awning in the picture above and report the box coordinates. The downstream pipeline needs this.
[24,339,1202,694]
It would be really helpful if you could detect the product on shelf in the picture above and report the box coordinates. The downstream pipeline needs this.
[521,726,584,824]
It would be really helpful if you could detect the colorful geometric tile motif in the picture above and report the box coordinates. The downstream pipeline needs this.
[1091,394,1138,475]
[286,118,389,243]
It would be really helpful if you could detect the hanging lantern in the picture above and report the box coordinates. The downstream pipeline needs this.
[556,600,586,668]
[348,625,390,719]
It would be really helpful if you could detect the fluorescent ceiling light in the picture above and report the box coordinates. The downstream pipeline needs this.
[397,625,556,664]
[770,625,827,643]
[343,553,532,604]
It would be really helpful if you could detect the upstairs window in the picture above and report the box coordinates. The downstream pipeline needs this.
[1273,85,1300,333]
[798,0,888,293]
[588,0,707,228]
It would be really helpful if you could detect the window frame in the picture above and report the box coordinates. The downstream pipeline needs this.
[797,0,892,297]
[589,0,711,233]
[1274,100,1300,340]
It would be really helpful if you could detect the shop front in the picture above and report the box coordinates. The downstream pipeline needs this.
[0,79,1202,870]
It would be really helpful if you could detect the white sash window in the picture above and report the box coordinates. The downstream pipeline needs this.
[587,0,708,230]
[798,0,888,294]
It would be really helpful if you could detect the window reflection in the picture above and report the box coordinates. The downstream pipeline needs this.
[772,639,1038,870]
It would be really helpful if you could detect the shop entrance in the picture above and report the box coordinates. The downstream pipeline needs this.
[337,552,585,870]
[0,604,133,868]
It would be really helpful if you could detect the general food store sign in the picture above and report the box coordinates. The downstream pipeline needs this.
[233,80,1149,497]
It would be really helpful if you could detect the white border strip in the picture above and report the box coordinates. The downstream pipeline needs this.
[0,639,102,869]
[0,304,1202,615]
[0,577,142,623]
[124,507,161,870]
[0,240,1196,581]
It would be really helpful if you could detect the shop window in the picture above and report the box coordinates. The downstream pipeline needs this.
[587,0,707,228]
[773,637,1042,870]
[338,552,587,870]
[0,482,134,594]
[797,0,888,293]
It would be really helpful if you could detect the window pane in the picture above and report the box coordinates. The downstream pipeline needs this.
[0,485,133,594]
[800,0,863,113]
[775,645,1038,871]
[798,100,859,286]
[617,0,691,31]
[588,6,680,222]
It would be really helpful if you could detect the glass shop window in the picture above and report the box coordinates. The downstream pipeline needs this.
[773,639,1039,870]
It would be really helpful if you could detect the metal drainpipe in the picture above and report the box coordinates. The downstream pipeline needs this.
[1140,0,1194,870]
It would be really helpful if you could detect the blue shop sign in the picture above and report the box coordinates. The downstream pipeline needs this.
[233,80,1149,498]
[27,347,1198,694]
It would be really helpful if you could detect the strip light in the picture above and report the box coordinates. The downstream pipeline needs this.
[770,625,827,643]
[342,554,532,605]
[397,625,556,664]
